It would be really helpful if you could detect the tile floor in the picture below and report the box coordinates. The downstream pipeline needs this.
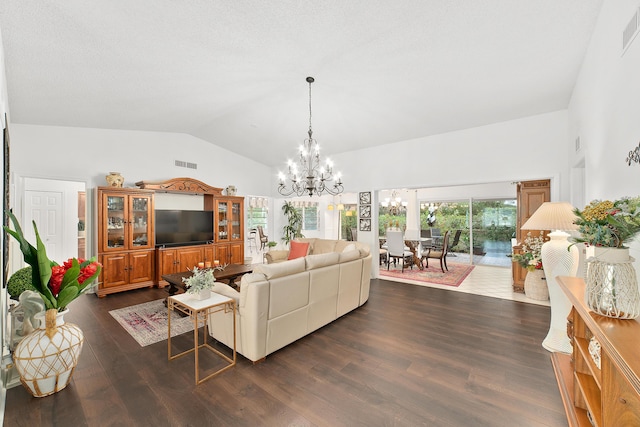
[378,262,550,307]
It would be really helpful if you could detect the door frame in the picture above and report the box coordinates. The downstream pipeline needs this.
[9,174,89,275]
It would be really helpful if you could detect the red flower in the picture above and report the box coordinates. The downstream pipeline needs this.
[535,261,543,270]
[49,265,67,296]
[79,262,100,284]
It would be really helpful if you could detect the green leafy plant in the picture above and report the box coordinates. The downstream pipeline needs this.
[573,197,640,248]
[182,266,216,294]
[3,211,102,311]
[281,201,304,244]
[6,266,37,299]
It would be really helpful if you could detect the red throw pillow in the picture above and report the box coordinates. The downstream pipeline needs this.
[288,241,310,260]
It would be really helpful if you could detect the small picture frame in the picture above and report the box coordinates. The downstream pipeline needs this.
[359,218,371,232]
[359,204,371,218]
[359,191,371,205]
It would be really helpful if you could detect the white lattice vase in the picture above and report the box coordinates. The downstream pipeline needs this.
[585,247,640,319]
[13,308,84,397]
[524,269,549,301]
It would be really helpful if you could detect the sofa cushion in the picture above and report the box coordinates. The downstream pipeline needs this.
[341,243,356,253]
[212,282,240,304]
[305,252,340,270]
[334,240,352,253]
[358,246,370,257]
[339,250,361,263]
[312,239,337,254]
[295,238,317,253]
[253,257,306,280]
[288,241,310,260]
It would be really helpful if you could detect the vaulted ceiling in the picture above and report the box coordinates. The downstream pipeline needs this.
[0,1,603,168]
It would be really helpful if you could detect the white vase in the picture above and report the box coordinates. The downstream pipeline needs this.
[195,289,211,300]
[13,308,84,397]
[524,269,549,301]
[585,247,640,319]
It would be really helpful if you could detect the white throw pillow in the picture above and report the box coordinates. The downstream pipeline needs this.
[342,243,356,253]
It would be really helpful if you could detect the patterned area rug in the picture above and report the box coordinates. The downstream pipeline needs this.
[379,261,474,287]
[109,299,194,347]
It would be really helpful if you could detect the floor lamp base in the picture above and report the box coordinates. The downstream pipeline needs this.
[542,328,572,354]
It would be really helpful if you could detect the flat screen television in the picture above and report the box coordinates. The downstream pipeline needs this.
[155,210,214,247]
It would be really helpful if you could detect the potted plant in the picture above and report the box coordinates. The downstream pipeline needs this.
[3,211,102,397]
[512,231,548,300]
[512,231,545,272]
[573,197,640,318]
[281,201,304,244]
[182,266,216,300]
[573,197,640,248]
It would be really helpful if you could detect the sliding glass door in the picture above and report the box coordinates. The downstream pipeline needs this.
[470,199,516,267]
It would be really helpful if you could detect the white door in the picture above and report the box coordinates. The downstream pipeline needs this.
[24,190,64,263]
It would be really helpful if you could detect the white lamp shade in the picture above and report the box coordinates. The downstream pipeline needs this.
[521,202,578,232]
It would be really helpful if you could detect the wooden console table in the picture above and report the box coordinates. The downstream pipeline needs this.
[162,264,253,297]
[553,276,640,426]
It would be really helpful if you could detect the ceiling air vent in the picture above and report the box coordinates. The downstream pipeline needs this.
[174,160,198,170]
[622,7,640,54]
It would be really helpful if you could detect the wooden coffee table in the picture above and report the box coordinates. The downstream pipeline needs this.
[162,263,253,299]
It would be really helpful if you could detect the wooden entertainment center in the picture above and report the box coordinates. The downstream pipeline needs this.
[96,177,244,297]
[553,276,640,426]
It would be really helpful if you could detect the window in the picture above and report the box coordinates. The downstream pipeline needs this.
[297,206,319,231]
[247,197,269,233]
[290,201,319,231]
[340,204,357,240]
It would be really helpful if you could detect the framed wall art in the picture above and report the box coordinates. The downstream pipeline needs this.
[358,191,371,205]
[359,204,371,218]
[359,218,371,232]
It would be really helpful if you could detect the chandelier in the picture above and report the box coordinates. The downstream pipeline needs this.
[381,190,407,215]
[278,77,343,197]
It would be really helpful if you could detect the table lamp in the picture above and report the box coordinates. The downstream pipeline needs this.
[521,202,579,354]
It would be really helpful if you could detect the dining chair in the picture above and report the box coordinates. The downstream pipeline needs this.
[247,228,257,253]
[386,230,414,272]
[257,225,269,250]
[421,230,450,273]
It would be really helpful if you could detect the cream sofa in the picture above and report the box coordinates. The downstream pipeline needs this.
[207,238,371,362]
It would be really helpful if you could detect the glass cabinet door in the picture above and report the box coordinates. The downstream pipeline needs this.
[217,201,229,241]
[130,195,151,248]
[105,194,126,249]
[231,201,241,240]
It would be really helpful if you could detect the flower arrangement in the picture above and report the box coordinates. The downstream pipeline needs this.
[182,266,216,294]
[4,211,102,311]
[512,231,546,271]
[573,197,640,248]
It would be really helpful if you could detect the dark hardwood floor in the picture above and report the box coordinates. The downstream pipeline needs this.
[5,279,567,427]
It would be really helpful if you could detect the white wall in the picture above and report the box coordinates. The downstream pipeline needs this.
[568,0,640,270]
[330,110,571,200]
[10,124,273,197]
[320,111,570,276]
[569,0,640,201]
[9,124,277,258]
